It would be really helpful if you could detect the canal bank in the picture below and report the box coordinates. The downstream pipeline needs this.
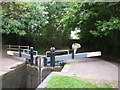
[1,50,63,89]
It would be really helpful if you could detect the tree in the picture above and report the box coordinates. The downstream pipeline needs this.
[60,2,120,59]
[1,2,71,49]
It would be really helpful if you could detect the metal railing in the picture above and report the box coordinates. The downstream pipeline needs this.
[6,45,38,55]
[46,49,70,57]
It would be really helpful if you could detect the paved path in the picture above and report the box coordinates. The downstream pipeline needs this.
[38,57,119,88]
[65,58,119,81]
[0,50,25,76]
[57,57,119,88]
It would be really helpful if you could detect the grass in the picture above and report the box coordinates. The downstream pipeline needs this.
[45,75,114,88]
[65,63,71,65]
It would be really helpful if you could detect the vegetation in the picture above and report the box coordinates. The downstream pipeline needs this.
[60,2,120,59]
[1,2,120,60]
[45,75,113,88]
[1,2,70,49]
[65,63,71,65]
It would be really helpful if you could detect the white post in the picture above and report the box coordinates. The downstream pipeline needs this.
[8,44,10,50]
[18,45,20,52]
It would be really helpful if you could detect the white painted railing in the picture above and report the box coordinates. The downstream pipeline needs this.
[46,49,70,57]
[6,45,38,55]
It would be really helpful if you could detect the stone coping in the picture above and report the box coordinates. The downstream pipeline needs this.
[36,64,71,89]
[0,63,25,77]
[0,51,25,76]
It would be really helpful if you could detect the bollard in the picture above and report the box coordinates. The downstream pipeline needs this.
[50,47,55,67]
[19,47,21,57]
[30,47,34,65]
[72,49,74,59]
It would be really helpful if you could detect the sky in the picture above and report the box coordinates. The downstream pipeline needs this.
[70,29,81,39]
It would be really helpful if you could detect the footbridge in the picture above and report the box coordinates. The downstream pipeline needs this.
[6,44,101,67]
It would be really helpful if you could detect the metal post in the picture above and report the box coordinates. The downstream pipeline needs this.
[27,46,29,54]
[9,44,10,50]
[50,47,55,67]
[72,49,74,59]
[43,57,47,66]
[30,47,34,65]
[25,58,29,64]
[19,47,21,57]
[35,56,38,66]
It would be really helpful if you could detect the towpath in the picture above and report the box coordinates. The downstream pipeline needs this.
[64,58,118,81]
[0,50,25,76]
[56,57,119,88]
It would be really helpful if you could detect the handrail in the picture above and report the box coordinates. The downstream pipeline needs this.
[22,49,38,55]
[6,44,29,47]
[46,49,70,57]
[6,45,38,55]
[6,45,29,48]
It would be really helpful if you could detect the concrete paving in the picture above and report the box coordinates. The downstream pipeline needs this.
[65,58,119,81]
[38,57,119,88]
[0,50,25,76]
